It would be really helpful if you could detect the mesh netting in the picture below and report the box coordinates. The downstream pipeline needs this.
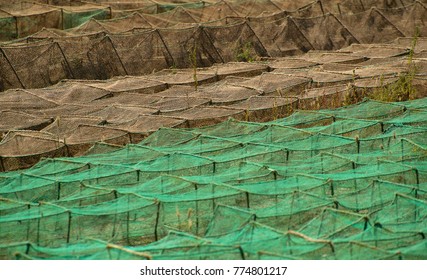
[0,0,426,90]
[1,41,72,88]
[0,96,426,259]
[0,38,426,170]
[0,0,427,260]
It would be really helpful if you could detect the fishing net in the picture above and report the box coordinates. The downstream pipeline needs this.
[0,97,426,259]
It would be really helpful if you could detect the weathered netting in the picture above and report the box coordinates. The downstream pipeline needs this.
[1,41,72,89]
[0,0,425,40]
[0,37,426,169]
[0,97,426,259]
[0,0,426,91]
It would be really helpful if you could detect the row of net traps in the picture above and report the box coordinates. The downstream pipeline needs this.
[0,0,424,40]
[0,1,425,91]
[1,43,426,171]
[0,97,426,259]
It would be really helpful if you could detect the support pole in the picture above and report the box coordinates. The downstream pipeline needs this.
[154,202,161,241]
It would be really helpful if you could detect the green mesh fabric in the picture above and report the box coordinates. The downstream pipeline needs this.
[62,8,111,29]
[0,97,427,260]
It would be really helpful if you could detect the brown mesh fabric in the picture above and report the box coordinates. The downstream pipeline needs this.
[147,69,217,86]
[0,89,57,110]
[111,5,159,18]
[145,6,198,26]
[0,50,24,91]
[270,0,317,11]
[87,36,128,79]
[41,116,104,139]
[269,17,315,56]
[230,72,311,95]
[0,131,66,171]
[0,111,53,134]
[296,84,350,110]
[292,14,359,50]
[202,62,269,79]
[108,30,172,75]
[162,106,245,127]
[107,114,187,141]
[202,22,268,62]
[70,18,110,34]
[148,97,210,113]
[226,96,298,122]
[378,1,427,37]
[85,76,167,94]
[71,13,153,34]
[246,16,289,56]
[64,124,130,156]
[15,8,62,38]
[287,0,328,18]
[158,25,220,68]
[89,92,161,107]
[29,82,110,104]
[228,0,282,17]
[267,57,318,70]
[187,81,260,105]
[185,1,240,22]
[86,105,157,123]
[54,32,105,79]
[1,42,72,89]
[338,8,405,44]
